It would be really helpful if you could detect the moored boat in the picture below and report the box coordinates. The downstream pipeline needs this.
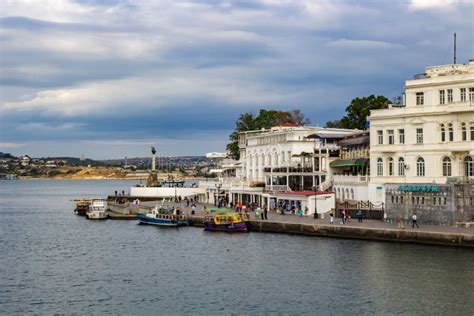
[74,198,92,216]
[204,212,248,233]
[86,199,108,220]
[138,200,190,227]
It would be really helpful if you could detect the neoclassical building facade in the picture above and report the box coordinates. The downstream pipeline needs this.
[369,59,474,203]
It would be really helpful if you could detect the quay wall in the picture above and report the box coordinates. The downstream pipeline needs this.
[188,216,474,248]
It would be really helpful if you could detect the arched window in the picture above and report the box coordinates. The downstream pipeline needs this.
[345,188,349,200]
[377,158,383,176]
[416,157,425,176]
[442,157,452,177]
[342,188,345,201]
[350,189,354,200]
[398,157,405,176]
[465,156,473,177]
[388,157,394,176]
[448,123,454,141]
[461,123,467,141]
[440,124,446,142]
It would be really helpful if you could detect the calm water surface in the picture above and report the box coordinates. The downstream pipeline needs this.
[0,180,473,315]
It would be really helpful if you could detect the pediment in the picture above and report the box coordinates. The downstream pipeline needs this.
[409,118,427,124]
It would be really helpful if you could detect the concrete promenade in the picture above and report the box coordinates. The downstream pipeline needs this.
[126,200,474,247]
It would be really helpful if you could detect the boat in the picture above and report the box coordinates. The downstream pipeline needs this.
[73,198,92,216]
[138,200,189,227]
[204,211,248,233]
[86,199,108,220]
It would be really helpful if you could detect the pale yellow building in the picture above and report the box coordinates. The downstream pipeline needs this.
[369,59,474,203]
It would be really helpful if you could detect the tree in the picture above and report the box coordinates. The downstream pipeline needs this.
[226,109,311,159]
[324,95,389,130]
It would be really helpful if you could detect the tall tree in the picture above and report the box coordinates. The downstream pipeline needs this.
[325,95,389,130]
[226,109,311,159]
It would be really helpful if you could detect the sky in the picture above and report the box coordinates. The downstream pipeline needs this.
[0,0,473,159]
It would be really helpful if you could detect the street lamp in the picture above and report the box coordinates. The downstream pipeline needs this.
[215,182,222,207]
[312,185,318,219]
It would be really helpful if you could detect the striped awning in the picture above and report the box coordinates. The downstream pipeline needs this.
[330,158,369,168]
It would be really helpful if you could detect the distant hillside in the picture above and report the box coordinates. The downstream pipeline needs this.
[39,156,107,167]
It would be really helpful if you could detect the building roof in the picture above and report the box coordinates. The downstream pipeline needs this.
[338,132,370,146]
[306,131,356,139]
[329,158,369,168]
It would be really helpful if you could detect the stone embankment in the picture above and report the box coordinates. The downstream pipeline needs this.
[187,216,474,248]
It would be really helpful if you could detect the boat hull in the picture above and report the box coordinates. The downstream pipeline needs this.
[204,221,247,232]
[138,214,178,227]
[86,212,108,220]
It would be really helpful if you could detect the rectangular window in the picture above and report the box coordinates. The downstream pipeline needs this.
[447,89,453,103]
[469,88,474,101]
[388,130,394,144]
[439,90,445,104]
[416,92,424,105]
[377,130,383,145]
[471,122,474,140]
[416,128,423,144]
[460,88,466,101]
[398,129,405,144]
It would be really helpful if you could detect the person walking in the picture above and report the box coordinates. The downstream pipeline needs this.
[357,210,363,223]
[341,210,346,224]
[329,213,334,224]
[191,204,196,215]
[263,206,268,220]
[412,213,419,228]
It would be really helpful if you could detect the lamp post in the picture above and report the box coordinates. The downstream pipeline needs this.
[215,182,222,207]
[312,185,318,219]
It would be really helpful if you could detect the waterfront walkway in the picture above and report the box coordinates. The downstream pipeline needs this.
[140,200,474,236]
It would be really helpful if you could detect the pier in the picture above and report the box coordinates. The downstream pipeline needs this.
[105,199,474,248]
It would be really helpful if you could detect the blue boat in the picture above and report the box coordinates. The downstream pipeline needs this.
[138,200,190,227]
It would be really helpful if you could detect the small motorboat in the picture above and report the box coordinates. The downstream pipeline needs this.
[86,199,108,220]
[204,212,248,233]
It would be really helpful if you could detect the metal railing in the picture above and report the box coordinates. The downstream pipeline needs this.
[333,175,370,183]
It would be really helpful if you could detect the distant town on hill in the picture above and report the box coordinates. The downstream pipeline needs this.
[0,152,219,179]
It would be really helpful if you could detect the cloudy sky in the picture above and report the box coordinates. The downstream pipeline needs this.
[0,0,473,159]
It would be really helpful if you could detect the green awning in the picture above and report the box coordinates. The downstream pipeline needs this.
[330,158,369,168]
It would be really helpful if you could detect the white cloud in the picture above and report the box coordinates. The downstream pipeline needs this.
[409,0,470,10]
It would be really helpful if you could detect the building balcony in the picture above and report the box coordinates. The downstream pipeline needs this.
[264,185,290,192]
[333,175,370,184]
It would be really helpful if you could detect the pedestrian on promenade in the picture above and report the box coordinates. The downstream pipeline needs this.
[304,206,309,216]
[329,213,334,224]
[255,206,261,219]
[397,217,405,229]
[357,210,363,223]
[341,210,346,224]
[412,213,419,228]
[115,190,117,196]
[186,198,190,207]
[203,205,208,214]
[264,206,268,220]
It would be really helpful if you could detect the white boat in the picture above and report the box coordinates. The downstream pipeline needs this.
[86,199,108,220]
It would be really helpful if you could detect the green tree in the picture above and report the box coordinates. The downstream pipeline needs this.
[227,109,310,159]
[325,95,389,130]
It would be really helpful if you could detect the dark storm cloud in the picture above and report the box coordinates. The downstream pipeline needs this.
[0,0,473,158]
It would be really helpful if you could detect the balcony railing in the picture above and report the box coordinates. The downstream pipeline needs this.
[264,185,290,192]
[333,175,370,183]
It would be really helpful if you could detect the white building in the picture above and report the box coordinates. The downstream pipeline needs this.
[201,125,357,215]
[369,59,474,203]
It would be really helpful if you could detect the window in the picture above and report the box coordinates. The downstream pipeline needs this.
[447,89,453,103]
[416,92,424,105]
[400,196,403,204]
[460,88,466,101]
[470,122,474,140]
[398,157,405,176]
[377,158,383,176]
[440,124,446,142]
[439,90,445,104]
[416,157,425,176]
[388,157,394,176]
[388,130,394,144]
[461,123,467,141]
[398,129,405,144]
[448,123,454,141]
[469,88,474,101]
[443,157,452,177]
[377,130,383,144]
[465,156,473,177]
[416,128,423,144]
